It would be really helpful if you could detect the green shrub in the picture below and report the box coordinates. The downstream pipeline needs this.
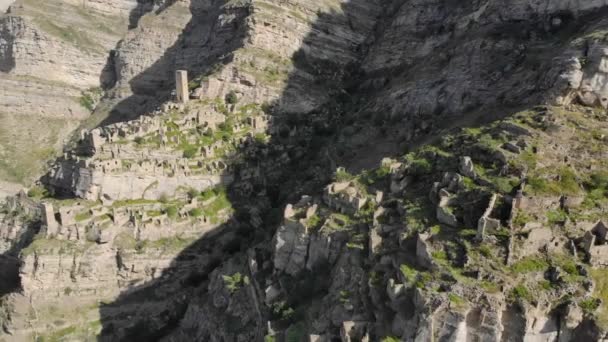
[400,264,417,282]
[254,133,267,144]
[306,214,321,228]
[430,225,441,235]
[360,166,391,185]
[334,168,354,182]
[27,186,48,198]
[491,176,519,194]
[188,188,200,199]
[183,146,198,158]
[225,91,238,104]
[448,293,467,307]
[479,245,493,258]
[381,337,400,342]
[512,211,532,228]
[511,284,532,301]
[558,168,581,195]
[165,206,178,219]
[406,154,433,176]
[199,188,217,201]
[589,171,608,190]
[432,250,448,264]
[547,209,568,224]
[189,208,204,217]
[217,116,236,136]
[271,301,295,321]
[580,298,600,314]
[79,93,95,111]
[538,280,553,290]
[222,272,245,293]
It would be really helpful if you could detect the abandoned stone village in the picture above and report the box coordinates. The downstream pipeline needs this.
[2,66,606,340]
[1,0,608,339]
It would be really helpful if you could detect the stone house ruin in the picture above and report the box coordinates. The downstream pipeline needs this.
[583,221,608,266]
[323,181,368,215]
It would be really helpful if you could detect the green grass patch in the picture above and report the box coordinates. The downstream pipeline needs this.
[75,211,92,222]
[512,211,533,228]
[547,209,568,224]
[510,284,532,302]
[334,168,355,182]
[381,337,400,342]
[527,167,581,196]
[27,185,48,198]
[223,272,246,293]
[510,257,549,273]
[448,293,468,309]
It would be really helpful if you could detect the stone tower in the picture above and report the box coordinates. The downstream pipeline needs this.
[175,70,189,104]
[41,202,59,237]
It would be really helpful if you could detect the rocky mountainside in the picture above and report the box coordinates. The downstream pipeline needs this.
[0,0,132,194]
[0,0,607,341]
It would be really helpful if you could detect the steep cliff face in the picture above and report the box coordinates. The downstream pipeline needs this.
[1,0,608,341]
[0,0,133,191]
[358,0,608,133]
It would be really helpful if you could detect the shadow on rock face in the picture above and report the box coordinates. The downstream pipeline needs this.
[0,199,40,298]
[97,0,250,127]
[96,0,383,340]
[88,1,608,341]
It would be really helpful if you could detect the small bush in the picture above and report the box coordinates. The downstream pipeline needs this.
[254,133,267,144]
[183,146,198,158]
[479,245,493,258]
[165,206,178,219]
[448,293,467,308]
[225,91,238,104]
[189,208,204,217]
[580,298,600,314]
[381,337,400,342]
[306,214,321,228]
[407,157,433,176]
[547,209,568,224]
[430,225,441,235]
[432,250,448,263]
[400,264,417,282]
[27,186,48,198]
[271,301,295,321]
[79,93,95,111]
[512,211,532,228]
[538,280,553,290]
[222,272,245,293]
[511,284,532,302]
[188,188,199,199]
[334,168,354,182]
